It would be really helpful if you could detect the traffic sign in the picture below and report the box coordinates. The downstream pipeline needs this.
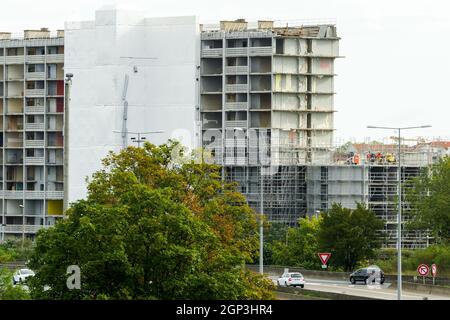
[431,264,437,277]
[417,264,429,276]
[318,253,331,266]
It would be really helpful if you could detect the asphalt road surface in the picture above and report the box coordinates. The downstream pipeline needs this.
[270,276,450,300]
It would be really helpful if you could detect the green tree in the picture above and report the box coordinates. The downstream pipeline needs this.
[270,216,321,269]
[406,156,450,243]
[263,222,289,265]
[318,203,384,272]
[27,141,273,300]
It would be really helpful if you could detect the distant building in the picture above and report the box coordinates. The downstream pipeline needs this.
[199,19,340,224]
[0,29,65,240]
[64,6,199,203]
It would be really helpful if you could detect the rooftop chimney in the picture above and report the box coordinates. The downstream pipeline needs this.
[24,28,50,39]
[220,19,248,32]
[0,32,11,40]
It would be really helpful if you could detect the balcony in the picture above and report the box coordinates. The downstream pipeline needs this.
[201,48,223,58]
[3,190,24,199]
[225,84,248,93]
[226,48,248,56]
[26,89,45,97]
[25,123,45,131]
[225,66,248,74]
[25,140,45,148]
[224,102,248,111]
[5,56,25,64]
[225,120,247,128]
[0,190,64,200]
[249,47,273,56]
[26,55,46,64]
[25,105,45,113]
[46,54,64,63]
[2,225,46,234]
[25,157,45,165]
[25,191,46,199]
[26,72,45,80]
[46,190,64,199]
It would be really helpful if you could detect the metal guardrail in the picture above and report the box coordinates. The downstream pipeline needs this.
[25,140,45,147]
[201,48,223,57]
[249,47,273,55]
[5,56,25,64]
[25,106,45,113]
[226,47,248,56]
[25,123,45,131]
[225,66,248,74]
[26,71,45,80]
[25,89,45,97]
[224,102,248,111]
[225,84,248,92]
[25,157,45,165]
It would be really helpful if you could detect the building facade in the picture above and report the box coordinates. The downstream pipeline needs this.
[64,6,200,204]
[200,20,339,224]
[0,29,65,240]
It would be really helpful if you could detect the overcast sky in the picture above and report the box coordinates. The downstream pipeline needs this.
[1,0,449,143]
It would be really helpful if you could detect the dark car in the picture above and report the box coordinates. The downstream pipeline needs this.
[349,266,385,285]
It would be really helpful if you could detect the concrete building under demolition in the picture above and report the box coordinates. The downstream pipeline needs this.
[199,19,441,248]
[0,7,445,249]
[200,19,339,223]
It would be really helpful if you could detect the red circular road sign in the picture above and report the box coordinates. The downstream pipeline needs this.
[417,264,429,276]
[431,264,437,277]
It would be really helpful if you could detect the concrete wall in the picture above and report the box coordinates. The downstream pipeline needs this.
[282,38,308,55]
[311,58,333,74]
[311,95,333,110]
[273,93,308,110]
[311,39,339,56]
[65,6,199,202]
[273,56,308,74]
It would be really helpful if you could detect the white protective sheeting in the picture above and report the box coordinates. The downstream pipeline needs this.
[65,6,199,202]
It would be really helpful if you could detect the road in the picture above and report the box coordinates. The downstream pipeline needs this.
[270,276,450,300]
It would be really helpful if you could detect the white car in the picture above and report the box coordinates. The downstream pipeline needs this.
[277,272,305,288]
[13,268,35,285]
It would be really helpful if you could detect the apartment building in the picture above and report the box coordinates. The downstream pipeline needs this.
[199,20,439,248]
[0,29,65,240]
[200,20,339,224]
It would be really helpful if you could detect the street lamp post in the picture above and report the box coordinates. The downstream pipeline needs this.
[259,165,264,275]
[19,204,24,247]
[131,133,147,148]
[367,125,431,300]
[63,73,73,212]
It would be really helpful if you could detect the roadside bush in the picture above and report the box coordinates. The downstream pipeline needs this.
[0,269,30,300]
[371,245,450,276]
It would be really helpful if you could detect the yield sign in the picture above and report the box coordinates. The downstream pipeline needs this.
[431,264,437,277]
[318,253,331,265]
[417,264,429,276]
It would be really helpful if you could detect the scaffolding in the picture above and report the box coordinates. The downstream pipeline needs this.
[212,138,443,248]
[224,165,307,225]
[199,20,445,248]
